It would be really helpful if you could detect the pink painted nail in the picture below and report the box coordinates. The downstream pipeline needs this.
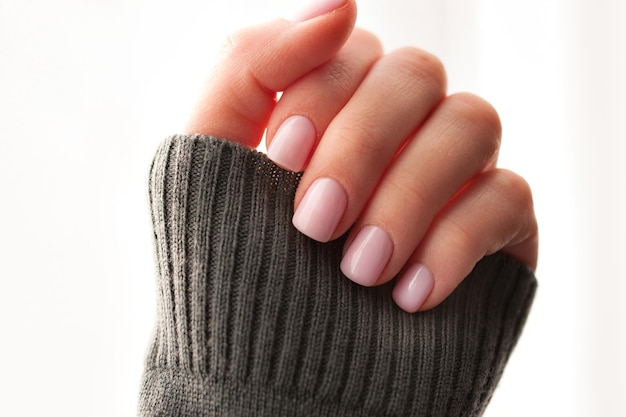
[392,264,435,313]
[267,115,316,172]
[340,226,393,287]
[290,0,346,22]
[292,178,347,242]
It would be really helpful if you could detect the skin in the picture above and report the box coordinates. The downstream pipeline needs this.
[186,0,538,312]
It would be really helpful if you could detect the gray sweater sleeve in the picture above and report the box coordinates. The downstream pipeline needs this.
[138,134,537,417]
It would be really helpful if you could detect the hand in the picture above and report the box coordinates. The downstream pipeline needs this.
[186,0,538,313]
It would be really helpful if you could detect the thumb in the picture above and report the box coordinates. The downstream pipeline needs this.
[185,0,357,148]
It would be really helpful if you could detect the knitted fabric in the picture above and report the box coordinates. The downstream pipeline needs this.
[138,135,537,417]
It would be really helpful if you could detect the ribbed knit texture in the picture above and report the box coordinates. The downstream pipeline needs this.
[138,135,537,417]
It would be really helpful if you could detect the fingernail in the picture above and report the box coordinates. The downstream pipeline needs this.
[268,115,316,172]
[340,226,393,287]
[290,0,346,22]
[292,178,347,242]
[392,264,435,313]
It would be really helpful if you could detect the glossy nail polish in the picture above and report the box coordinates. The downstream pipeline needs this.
[267,115,316,172]
[392,263,434,313]
[292,178,347,242]
[290,0,346,22]
[341,226,393,287]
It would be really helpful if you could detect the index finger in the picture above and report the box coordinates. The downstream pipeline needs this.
[185,0,357,148]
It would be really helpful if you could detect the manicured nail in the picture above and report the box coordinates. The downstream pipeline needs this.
[340,226,393,287]
[292,178,347,242]
[392,263,434,313]
[267,115,316,172]
[290,0,346,22]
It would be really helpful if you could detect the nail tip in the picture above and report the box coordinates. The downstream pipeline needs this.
[292,217,331,243]
[291,177,347,243]
[392,263,434,313]
[392,288,418,313]
[268,155,299,172]
[267,115,314,171]
[288,0,347,22]
[340,225,392,287]
[340,264,378,287]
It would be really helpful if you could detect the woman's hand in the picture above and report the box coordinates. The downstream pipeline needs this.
[186,0,538,313]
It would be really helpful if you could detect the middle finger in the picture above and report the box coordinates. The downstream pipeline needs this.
[292,47,447,242]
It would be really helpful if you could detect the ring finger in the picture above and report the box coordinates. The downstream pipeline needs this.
[340,93,502,287]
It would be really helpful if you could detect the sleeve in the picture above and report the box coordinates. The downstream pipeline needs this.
[138,134,537,417]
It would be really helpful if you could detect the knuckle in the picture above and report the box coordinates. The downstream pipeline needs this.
[383,174,431,216]
[221,26,257,58]
[490,169,538,248]
[323,30,383,93]
[226,27,251,49]
[334,119,383,155]
[439,217,476,261]
[389,47,447,94]
[493,169,535,210]
[445,93,502,161]
[222,32,239,55]
[323,59,356,94]
[449,93,502,138]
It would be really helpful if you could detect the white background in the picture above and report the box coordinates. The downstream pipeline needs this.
[1,0,624,416]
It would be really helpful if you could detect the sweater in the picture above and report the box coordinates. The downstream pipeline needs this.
[138,134,537,417]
